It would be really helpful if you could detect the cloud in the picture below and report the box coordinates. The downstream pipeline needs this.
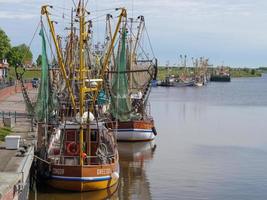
[0,11,37,19]
[1,0,267,66]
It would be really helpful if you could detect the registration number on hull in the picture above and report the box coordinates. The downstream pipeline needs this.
[52,168,64,175]
[97,168,111,175]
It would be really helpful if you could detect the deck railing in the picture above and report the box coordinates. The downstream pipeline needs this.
[48,154,117,166]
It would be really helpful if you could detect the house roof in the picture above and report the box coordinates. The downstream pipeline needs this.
[0,63,9,69]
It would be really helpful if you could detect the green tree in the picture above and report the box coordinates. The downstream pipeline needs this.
[36,54,42,67]
[7,44,33,67]
[0,28,11,60]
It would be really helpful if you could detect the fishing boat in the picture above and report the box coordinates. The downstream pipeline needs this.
[210,66,231,82]
[105,15,157,142]
[158,75,176,87]
[35,2,125,191]
[193,76,204,87]
[174,79,195,87]
[173,55,195,87]
[193,57,210,87]
[194,82,204,87]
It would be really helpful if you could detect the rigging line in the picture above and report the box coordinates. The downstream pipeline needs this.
[21,20,41,64]
[90,10,117,21]
[50,13,72,20]
[126,23,150,60]
[43,25,57,64]
[72,0,77,8]
[89,8,118,13]
[95,0,100,43]
[144,26,155,58]
[85,0,89,8]
[53,5,72,11]
[131,0,134,19]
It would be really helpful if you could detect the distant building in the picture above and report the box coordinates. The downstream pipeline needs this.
[0,59,9,80]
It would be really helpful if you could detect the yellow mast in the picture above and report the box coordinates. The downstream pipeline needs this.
[90,8,127,113]
[41,5,77,112]
[78,0,86,166]
[42,4,127,166]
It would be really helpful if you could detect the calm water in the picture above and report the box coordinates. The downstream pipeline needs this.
[30,74,267,200]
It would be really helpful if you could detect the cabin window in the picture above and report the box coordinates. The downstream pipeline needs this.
[91,130,98,142]
[65,130,76,141]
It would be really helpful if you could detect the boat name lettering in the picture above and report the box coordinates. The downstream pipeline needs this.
[97,169,111,175]
[53,168,64,175]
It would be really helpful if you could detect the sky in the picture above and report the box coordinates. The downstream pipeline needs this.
[1,0,267,67]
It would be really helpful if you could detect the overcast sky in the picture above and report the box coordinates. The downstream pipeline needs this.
[1,0,267,67]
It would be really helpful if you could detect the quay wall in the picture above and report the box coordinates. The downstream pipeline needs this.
[0,83,33,102]
[0,147,34,200]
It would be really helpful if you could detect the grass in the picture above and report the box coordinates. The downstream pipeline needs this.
[229,68,262,78]
[157,66,263,80]
[0,127,12,142]
[8,67,41,80]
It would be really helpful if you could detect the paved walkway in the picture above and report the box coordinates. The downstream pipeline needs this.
[0,89,37,113]
[0,89,37,138]
[0,89,37,200]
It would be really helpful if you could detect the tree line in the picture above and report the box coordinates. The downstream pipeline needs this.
[0,28,42,67]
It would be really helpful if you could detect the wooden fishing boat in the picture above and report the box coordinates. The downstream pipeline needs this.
[35,2,126,191]
[43,122,120,191]
[105,15,157,142]
[106,119,156,142]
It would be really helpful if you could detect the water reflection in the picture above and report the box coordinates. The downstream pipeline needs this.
[118,141,157,200]
[29,179,119,200]
[29,142,156,200]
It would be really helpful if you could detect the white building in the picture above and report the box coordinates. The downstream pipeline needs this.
[0,59,9,80]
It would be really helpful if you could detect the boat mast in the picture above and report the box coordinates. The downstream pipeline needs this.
[106,14,116,70]
[90,8,127,113]
[41,5,77,112]
[78,0,86,166]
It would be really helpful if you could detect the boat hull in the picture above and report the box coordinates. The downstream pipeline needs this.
[210,75,231,82]
[107,120,156,142]
[117,129,155,142]
[47,176,118,191]
[194,82,204,87]
[173,81,195,87]
[47,163,120,192]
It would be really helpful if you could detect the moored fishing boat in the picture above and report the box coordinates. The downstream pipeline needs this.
[105,15,157,142]
[35,2,126,191]
[210,66,231,82]
[174,79,195,87]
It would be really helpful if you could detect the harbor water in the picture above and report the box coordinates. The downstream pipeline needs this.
[30,74,267,200]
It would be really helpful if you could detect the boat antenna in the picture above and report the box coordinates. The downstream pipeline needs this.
[131,0,134,19]
[72,0,77,8]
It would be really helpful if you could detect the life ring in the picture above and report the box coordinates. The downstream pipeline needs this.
[66,142,79,156]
